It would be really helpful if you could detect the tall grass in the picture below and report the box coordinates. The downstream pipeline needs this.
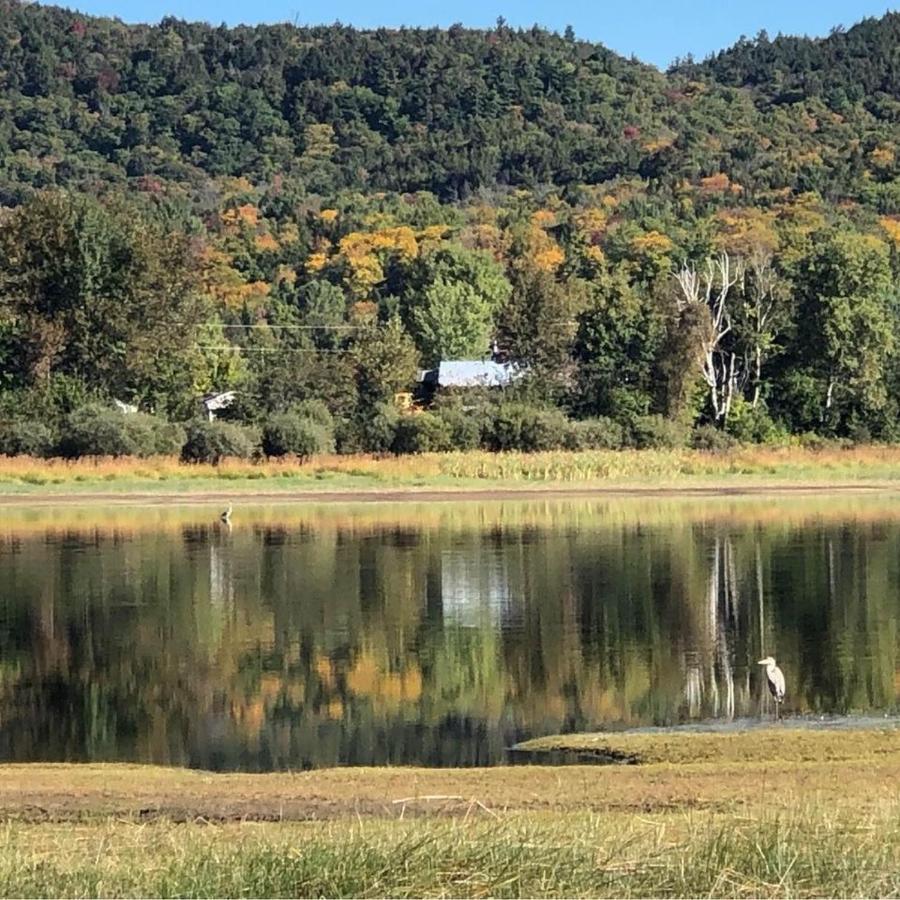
[2,805,899,897]
[1,445,900,491]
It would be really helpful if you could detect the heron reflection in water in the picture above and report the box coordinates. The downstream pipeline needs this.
[220,503,233,527]
[758,656,785,719]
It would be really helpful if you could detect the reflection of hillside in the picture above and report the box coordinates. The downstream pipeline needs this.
[0,501,898,768]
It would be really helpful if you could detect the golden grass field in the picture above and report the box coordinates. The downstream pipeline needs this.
[1,445,900,496]
[3,728,900,897]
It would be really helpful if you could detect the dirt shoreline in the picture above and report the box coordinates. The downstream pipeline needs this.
[2,738,898,822]
[0,481,896,505]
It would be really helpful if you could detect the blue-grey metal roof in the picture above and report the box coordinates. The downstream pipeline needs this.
[436,360,521,388]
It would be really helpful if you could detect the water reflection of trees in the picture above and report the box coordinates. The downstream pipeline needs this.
[0,507,898,769]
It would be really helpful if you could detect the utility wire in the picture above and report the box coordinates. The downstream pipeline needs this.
[196,346,348,352]
[194,323,364,330]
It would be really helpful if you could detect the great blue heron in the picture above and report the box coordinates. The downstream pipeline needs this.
[220,503,233,525]
[758,656,785,718]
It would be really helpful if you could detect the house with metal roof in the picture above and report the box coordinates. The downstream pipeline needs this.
[420,360,523,390]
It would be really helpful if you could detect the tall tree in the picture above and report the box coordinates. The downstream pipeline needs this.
[403,245,511,365]
[673,253,742,423]
[794,231,896,429]
[0,191,206,414]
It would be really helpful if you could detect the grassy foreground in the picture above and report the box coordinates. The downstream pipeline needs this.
[2,445,900,496]
[4,728,900,897]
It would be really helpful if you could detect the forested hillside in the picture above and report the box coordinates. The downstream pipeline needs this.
[1,0,899,458]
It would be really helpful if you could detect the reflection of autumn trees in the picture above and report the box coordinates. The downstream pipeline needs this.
[0,502,899,768]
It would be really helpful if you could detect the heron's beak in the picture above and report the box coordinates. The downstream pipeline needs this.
[757,659,767,664]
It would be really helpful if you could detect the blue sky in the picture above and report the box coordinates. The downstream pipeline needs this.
[47,0,896,68]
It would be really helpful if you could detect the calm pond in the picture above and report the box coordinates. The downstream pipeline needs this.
[0,495,898,770]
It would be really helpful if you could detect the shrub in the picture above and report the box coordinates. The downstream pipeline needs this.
[262,411,335,459]
[796,432,850,451]
[336,403,399,454]
[392,412,453,454]
[181,420,259,463]
[522,407,572,451]
[60,405,185,458]
[431,397,487,450]
[564,417,626,450]
[483,404,524,451]
[0,419,56,457]
[483,404,570,452]
[291,399,335,431]
[630,414,688,450]
[725,398,784,444]
[691,424,738,453]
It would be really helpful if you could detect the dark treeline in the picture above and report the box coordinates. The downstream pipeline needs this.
[1,2,900,458]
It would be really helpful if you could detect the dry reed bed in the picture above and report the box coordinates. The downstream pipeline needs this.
[0,445,900,488]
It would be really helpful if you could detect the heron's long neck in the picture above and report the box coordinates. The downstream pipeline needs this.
[767,663,777,676]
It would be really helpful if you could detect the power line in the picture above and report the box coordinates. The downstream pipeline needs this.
[194,323,364,330]
[196,345,348,352]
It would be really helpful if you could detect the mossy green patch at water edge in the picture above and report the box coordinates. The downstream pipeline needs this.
[513,726,900,766]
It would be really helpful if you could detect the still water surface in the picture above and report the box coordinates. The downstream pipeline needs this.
[0,496,898,769]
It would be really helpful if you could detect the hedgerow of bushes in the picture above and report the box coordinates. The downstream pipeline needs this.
[0,397,838,462]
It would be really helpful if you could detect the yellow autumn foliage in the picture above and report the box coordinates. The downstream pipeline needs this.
[879,216,900,246]
[197,246,271,309]
[344,253,384,295]
[337,227,419,296]
[714,208,779,255]
[306,252,328,273]
[519,222,565,272]
[796,150,824,166]
[531,209,557,229]
[279,222,300,244]
[532,243,565,271]
[643,135,676,153]
[584,245,606,266]
[461,223,505,254]
[417,224,450,249]
[574,208,608,240]
[776,193,827,236]
[220,203,260,229]
[629,230,674,256]
[254,233,279,252]
[276,265,297,285]
[699,172,741,195]
[870,146,895,169]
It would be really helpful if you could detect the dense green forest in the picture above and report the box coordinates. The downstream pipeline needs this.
[1,0,900,458]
